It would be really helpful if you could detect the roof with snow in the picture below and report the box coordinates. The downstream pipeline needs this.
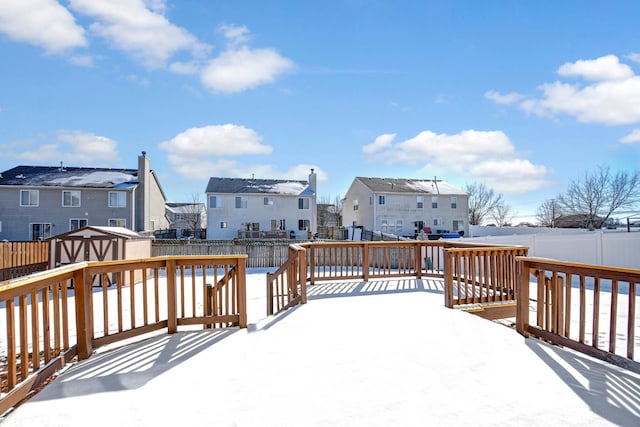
[166,203,206,214]
[355,177,467,195]
[0,165,138,189]
[206,177,313,196]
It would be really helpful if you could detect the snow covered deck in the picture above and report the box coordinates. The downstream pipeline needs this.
[2,274,638,426]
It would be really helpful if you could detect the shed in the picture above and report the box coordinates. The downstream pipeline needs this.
[49,226,152,285]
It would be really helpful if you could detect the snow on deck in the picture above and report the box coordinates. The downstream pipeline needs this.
[1,273,639,426]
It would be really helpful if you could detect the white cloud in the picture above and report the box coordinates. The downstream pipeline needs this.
[628,53,640,64]
[68,0,211,68]
[363,129,551,194]
[159,124,273,158]
[160,124,326,182]
[484,90,526,105]
[362,134,396,154]
[515,55,640,125]
[0,0,87,54]
[10,130,120,165]
[620,129,640,144]
[557,55,633,81]
[201,46,295,93]
[219,24,252,48]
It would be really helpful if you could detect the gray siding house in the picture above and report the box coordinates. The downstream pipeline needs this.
[342,177,469,237]
[0,153,169,241]
[206,170,317,240]
[165,203,207,238]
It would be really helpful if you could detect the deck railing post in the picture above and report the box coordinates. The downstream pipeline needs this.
[266,272,274,316]
[415,242,422,279]
[363,243,370,282]
[299,247,307,305]
[444,250,453,308]
[237,257,247,328]
[166,258,177,334]
[74,265,93,360]
[515,258,530,336]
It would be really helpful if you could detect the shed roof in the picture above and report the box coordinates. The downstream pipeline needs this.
[355,177,467,195]
[50,226,146,240]
[0,165,138,188]
[206,177,313,196]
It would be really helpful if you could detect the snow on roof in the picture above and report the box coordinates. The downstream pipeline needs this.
[90,226,145,238]
[356,177,467,195]
[206,177,310,195]
[0,166,138,188]
[48,171,137,187]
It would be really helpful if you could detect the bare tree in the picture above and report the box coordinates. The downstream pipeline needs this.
[558,166,640,229]
[466,182,503,225]
[183,193,205,237]
[490,201,514,227]
[317,194,342,227]
[536,198,563,227]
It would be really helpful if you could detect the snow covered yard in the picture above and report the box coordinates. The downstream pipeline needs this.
[1,270,639,426]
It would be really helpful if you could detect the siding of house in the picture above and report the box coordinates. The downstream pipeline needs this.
[206,193,316,239]
[342,177,469,237]
[0,186,135,241]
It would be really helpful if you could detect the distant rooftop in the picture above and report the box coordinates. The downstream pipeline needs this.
[0,165,138,189]
[355,177,467,195]
[206,177,313,196]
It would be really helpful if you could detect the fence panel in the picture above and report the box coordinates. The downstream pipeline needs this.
[0,241,50,281]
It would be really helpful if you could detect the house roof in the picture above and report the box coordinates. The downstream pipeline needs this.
[206,177,314,196]
[355,177,467,195]
[0,165,138,189]
[166,203,205,214]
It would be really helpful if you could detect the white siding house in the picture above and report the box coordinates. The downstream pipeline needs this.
[342,177,469,237]
[205,170,317,240]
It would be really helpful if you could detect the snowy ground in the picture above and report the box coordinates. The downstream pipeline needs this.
[1,271,639,426]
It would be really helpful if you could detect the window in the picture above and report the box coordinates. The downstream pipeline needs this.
[30,223,51,240]
[417,196,423,209]
[353,199,359,211]
[271,219,286,230]
[298,198,309,209]
[264,197,274,206]
[369,196,374,205]
[381,219,388,232]
[220,221,228,229]
[396,220,403,234]
[298,219,310,231]
[453,220,463,232]
[433,217,442,227]
[108,218,126,227]
[245,222,259,231]
[109,191,126,208]
[431,196,438,208]
[20,190,39,207]
[62,190,81,207]
[378,195,385,205]
[235,197,248,208]
[209,196,223,208]
[70,218,87,231]
[451,197,457,209]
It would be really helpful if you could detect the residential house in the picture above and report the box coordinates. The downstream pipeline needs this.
[342,177,469,237]
[0,153,169,241]
[206,170,317,240]
[165,203,207,238]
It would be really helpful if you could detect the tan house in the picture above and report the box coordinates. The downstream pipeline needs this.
[342,177,469,237]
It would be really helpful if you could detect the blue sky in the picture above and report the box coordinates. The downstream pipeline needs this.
[1,1,639,222]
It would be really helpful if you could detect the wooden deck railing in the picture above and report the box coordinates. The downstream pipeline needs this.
[0,255,247,413]
[516,257,639,371]
[266,245,307,316]
[443,246,529,307]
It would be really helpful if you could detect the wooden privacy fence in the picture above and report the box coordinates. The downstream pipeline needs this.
[0,255,247,414]
[0,241,49,281]
[152,239,291,268]
[516,257,639,372]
